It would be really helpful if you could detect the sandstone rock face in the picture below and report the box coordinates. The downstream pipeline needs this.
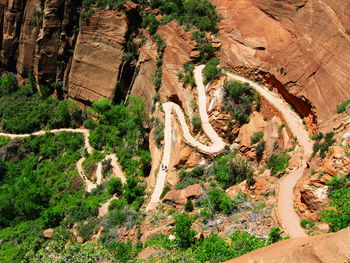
[162,184,204,204]
[214,0,350,125]
[226,227,350,263]
[67,10,127,101]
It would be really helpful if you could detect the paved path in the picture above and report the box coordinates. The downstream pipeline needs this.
[146,66,227,211]
[225,71,313,238]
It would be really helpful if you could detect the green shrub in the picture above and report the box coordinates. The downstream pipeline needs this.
[0,73,18,96]
[337,99,350,114]
[267,152,290,176]
[173,212,196,249]
[192,116,202,133]
[214,153,254,189]
[150,0,219,33]
[82,150,106,180]
[77,217,99,241]
[194,234,235,262]
[83,118,97,129]
[268,226,282,243]
[204,58,221,84]
[251,132,264,144]
[300,219,316,229]
[184,199,194,212]
[0,136,10,147]
[175,166,204,190]
[255,140,265,161]
[312,132,336,158]
[222,80,259,125]
[230,231,267,257]
[107,177,123,195]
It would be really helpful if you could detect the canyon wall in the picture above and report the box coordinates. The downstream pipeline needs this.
[0,0,349,126]
[213,0,350,126]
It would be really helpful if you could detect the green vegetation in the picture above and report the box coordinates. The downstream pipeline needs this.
[176,166,204,190]
[82,150,106,180]
[251,131,264,144]
[255,140,266,161]
[222,80,260,125]
[321,175,350,232]
[337,99,350,114]
[0,136,10,147]
[173,212,196,249]
[0,74,83,133]
[300,219,316,229]
[89,96,151,178]
[150,0,219,33]
[192,115,202,133]
[214,152,255,189]
[192,31,215,63]
[107,177,123,195]
[178,62,196,86]
[311,132,336,158]
[267,152,290,176]
[81,0,126,18]
[204,58,222,84]
[153,117,164,148]
[0,132,107,262]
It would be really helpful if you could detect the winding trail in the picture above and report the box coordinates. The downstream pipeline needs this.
[146,65,313,238]
[0,128,126,193]
[146,65,226,211]
[225,71,313,238]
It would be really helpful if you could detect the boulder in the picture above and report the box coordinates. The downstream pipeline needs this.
[163,184,204,204]
[43,228,54,239]
[322,159,337,176]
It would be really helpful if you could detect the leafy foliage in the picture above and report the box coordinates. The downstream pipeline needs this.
[176,166,204,190]
[251,132,264,144]
[214,152,255,189]
[150,0,219,33]
[173,212,196,249]
[337,99,350,114]
[204,58,221,84]
[222,80,260,125]
[311,132,336,158]
[0,74,83,133]
[267,152,290,176]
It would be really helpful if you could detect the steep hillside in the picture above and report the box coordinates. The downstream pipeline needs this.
[213,0,350,129]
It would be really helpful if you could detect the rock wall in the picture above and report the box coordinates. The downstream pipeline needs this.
[226,227,350,263]
[214,0,350,125]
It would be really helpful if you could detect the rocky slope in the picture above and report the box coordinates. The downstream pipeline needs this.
[213,0,350,130]
[226,227,350,263]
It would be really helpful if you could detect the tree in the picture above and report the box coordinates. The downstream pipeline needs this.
[107,177,123,195]
[195,234,235,262]
[173,212,196,249]
[268,226,282,243]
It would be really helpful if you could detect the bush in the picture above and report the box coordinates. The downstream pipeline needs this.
[337,99,350,114]
[107,177,123,195]
[173,212,196,249]
[312,132,336,158]
[0,73,18,96]
[255,140,265,161]
[150,0,219,33]
[222,80,259,125]
[83,118,97,129]
[153,118,164,148]
[267,152,290,176]
[251,132,264,144]
[214,153,254,189]
[300,219,316,229]
[176,166,204,190]
[194,234,235,262]
[230,231,267,257]
[184,199,194,212]
[192,116,202,133]
[268,226,282,243]
[204,58,221,84]
[77,218,99,241]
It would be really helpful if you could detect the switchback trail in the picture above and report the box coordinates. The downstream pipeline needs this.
[146,65,226,211]
[225,71,313,238]
[146,65,312,238]
[0,128,126,192]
